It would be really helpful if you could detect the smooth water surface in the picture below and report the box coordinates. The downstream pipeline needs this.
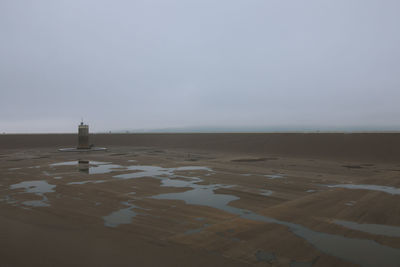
[334,220,400,237]
[10,180,56,207]
[68,180,106,185]
[10,180,55,194]
[113,165,212,180]
[151,170,400,266]
[328,184,400,195]
[51,161,125,175]
[260,189,273,196]
[265,174,285,179]
[103,202,140,227]
[73,162,400,266]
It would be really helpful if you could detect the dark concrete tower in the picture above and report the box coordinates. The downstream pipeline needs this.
[78,122,89,149]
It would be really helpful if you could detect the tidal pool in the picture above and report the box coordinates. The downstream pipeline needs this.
[67,180,106,185]
[50,161,126,175]
[265,174,285,179]
[103,202,140,228]
[9,180,56,207]
[260,189,273,196]
[113,165,212,180]
[100,163,400,266]
[10,180,55,194]
[345,201,356,206]
[327,184,400,195]
[21,199,50,207]
[151,172,400,266]
[334,220,400,237]
[113,166,172,179]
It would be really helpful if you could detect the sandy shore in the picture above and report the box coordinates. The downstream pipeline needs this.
[1,133,400,162]
[1,134,400,266]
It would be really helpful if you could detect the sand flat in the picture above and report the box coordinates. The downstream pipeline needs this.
[1,133,400,266]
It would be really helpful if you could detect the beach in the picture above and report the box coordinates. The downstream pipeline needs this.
[1,133,400,266]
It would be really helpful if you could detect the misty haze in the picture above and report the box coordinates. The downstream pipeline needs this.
[1,0,400,133]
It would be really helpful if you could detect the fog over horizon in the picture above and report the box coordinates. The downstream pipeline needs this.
[1,0,400,133]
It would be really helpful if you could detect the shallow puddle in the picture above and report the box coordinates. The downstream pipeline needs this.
[10,180,55,194]
[9,180,56,207]
[68,180,106,185]
[334,220,400,237]
[49,161,400,266]
[22,198,50,207]
[50,161,125,175]
[113,165,212,180]
[154,186,239,211]
[51,161,86,166]
[28,166,41,169]
[113,166,172,179]
[150,170,400,266]
[265,174,285,179]
[345,201,356,206]
[103,202,140,228]
[260,189,273,196]
[327,184,400,195]
[89,164,125,174]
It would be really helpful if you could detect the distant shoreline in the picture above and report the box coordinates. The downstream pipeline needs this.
[2,131,400,134]
[1,132,399,163]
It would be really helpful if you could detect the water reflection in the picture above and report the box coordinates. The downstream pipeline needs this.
[10,180,55,195]
[113,165,212,180]
[46,161,400,265]
[265,174,285,179]
[260,189,273,196]
[78,160,89,173]
[51,160,126,175]
[334,220,400,237]
[108,163,400,266]
[152,174,400,266]
[103,202,140,228]
[9,180,56,207]
[68,180,106,185]
[327,184,400,195]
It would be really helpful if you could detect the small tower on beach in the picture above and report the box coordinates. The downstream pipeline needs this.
[78,122,89,149]
[59,122,105,152]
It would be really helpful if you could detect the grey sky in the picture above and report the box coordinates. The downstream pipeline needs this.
[1,0,399,133]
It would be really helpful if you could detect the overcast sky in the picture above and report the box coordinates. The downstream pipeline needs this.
[1,0,400,133]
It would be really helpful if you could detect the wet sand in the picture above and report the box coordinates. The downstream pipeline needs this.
[1,133,400,266]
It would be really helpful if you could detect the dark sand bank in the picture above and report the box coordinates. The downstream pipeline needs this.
[1,133,399,162]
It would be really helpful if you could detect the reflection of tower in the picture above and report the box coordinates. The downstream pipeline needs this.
[78,160,89,173]
[78,122,89,149]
